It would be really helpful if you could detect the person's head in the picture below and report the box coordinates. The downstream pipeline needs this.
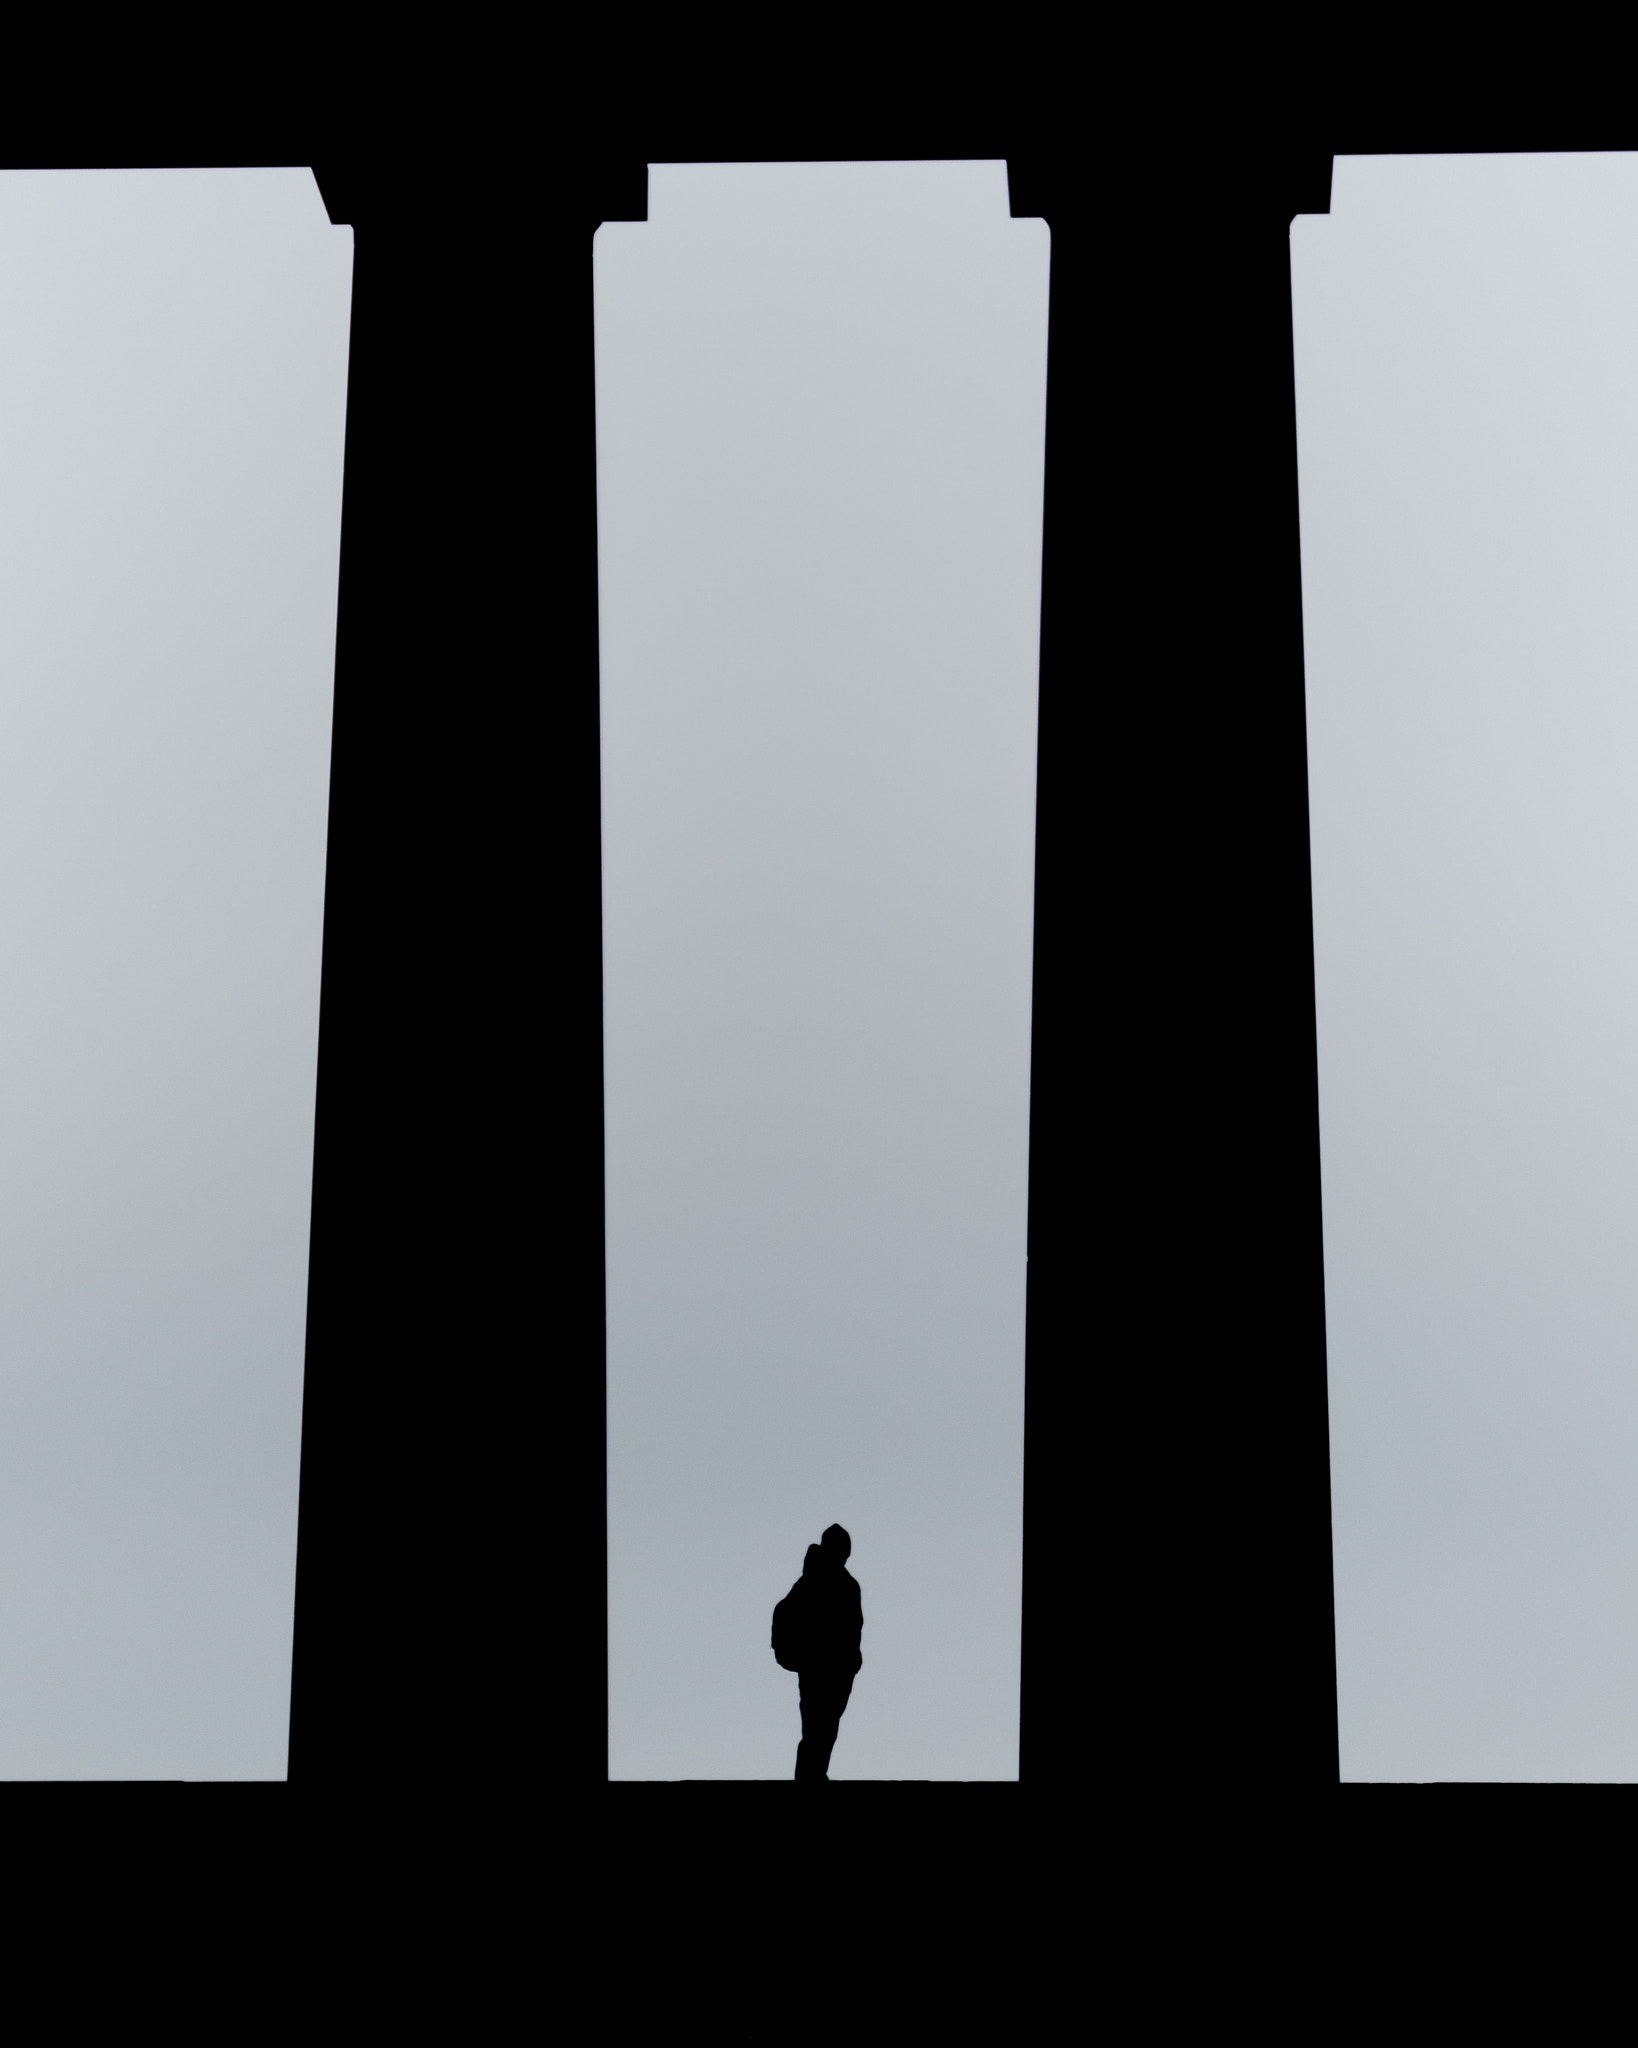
[820,1524,851,1567]
[802,1543,822,1576]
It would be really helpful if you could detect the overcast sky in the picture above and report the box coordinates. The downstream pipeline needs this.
[597,163,1049,1778]
[0,170,350,1778]
[1295,154,1638,1781]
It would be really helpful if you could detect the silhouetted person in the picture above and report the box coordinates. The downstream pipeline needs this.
[771,1524,863,1780]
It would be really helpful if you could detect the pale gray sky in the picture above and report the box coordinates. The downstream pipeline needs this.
[597,163,1048,1778]
[1295,154,1638,1780]
[0,170,351,1778]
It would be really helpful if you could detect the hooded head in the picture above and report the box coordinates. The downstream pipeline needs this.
[820,1524,851,1568]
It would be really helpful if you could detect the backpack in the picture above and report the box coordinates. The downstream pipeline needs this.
[770,1584,805,1672]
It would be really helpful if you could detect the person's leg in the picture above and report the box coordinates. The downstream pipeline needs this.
[797,1678,840,1780]
[801,1681,846,1778]
[808,1705,841,1778]
[815,1674,853,1776]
